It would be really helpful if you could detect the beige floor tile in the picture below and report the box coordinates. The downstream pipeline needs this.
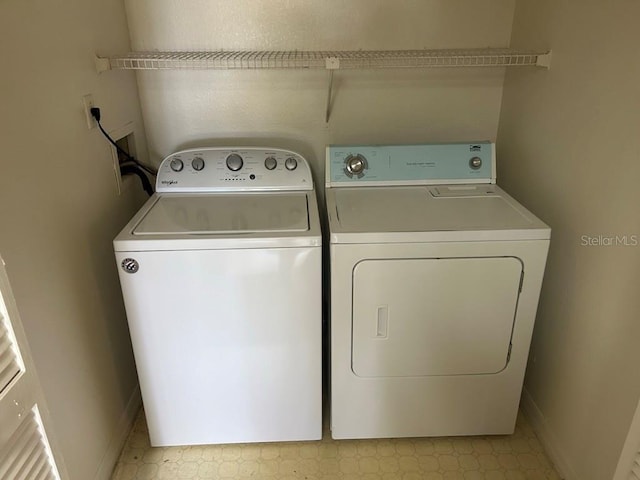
[111,409,562,480]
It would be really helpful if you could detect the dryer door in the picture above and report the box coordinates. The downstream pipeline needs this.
[352,256,522,377]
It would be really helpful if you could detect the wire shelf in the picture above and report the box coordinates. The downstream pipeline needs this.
[98,48,551,71]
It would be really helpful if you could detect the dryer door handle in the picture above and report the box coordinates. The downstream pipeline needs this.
[376,306,388,338]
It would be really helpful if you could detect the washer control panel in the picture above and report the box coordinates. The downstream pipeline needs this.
[326,142,495,186]
[156,147,314,192]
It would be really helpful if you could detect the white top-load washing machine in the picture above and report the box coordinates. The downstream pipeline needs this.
[114,147,322,446]
[326,142,550,439]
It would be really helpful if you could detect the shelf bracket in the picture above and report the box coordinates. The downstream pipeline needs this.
[325,70,335,123]
[325,57,339,123]
[536,51,552,68]
[95,55,111,73]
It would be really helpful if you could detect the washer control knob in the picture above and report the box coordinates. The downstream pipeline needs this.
[226,153,244,171]
[169,158,184,172]
[344,154,368,177]
[285,157,298,171]
[191,157,205,171]
[469,156,482,170]
[264,157,277,170]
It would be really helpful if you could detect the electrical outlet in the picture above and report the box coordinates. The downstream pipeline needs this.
[82,94,96,129]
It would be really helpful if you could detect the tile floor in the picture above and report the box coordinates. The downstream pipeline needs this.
[111,408,562,480]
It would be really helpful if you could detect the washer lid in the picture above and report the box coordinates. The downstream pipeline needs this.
[328,185,550,243]
[133,193,309,235]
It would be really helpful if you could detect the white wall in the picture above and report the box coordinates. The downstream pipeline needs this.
[497,1,640,479]
[0,0,147,479]
[125,0,516,185]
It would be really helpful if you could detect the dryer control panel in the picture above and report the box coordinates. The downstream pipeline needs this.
[156,147,314,192]
[326,142,496,187]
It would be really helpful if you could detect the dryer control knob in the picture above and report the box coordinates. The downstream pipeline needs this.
[192,157,205,171]
[170,158,184,172]
[265,157,277,170]
[226,154,244,171]
[285,157,298,171]
[344,154,368,177]
[469,156,482,170]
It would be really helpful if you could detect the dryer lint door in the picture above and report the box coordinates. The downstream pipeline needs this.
[351,257,523,377]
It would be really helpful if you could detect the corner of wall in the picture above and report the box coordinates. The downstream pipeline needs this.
[93,385,142,480]
[520,387,576,480]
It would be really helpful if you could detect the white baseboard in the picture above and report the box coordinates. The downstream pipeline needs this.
[93,384,142,480]
[520,387,576,480]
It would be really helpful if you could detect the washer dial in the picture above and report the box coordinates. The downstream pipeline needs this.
[344,154,368,178]
[285,157,298,171]
[226,153,243,171]
[191,157,205,171]
[169,158,184,172]
[264,157,277,170]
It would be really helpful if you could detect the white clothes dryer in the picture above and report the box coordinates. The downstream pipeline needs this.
[114,147,322,446]
[326,143,550,439]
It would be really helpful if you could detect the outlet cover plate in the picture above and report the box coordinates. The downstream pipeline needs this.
[82,94,95,129]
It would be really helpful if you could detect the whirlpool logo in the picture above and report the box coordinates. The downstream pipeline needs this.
[161,180,178,185]
[470,145,482,152]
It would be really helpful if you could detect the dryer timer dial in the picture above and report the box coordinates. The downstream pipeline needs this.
[344,154,368,178]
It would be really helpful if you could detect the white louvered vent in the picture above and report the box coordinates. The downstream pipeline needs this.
[630,451,640,479]
[0,407,60,480]
[0,308,23,396]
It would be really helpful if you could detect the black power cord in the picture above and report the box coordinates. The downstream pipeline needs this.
[120,164,154,196]
[89,108,157,196]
